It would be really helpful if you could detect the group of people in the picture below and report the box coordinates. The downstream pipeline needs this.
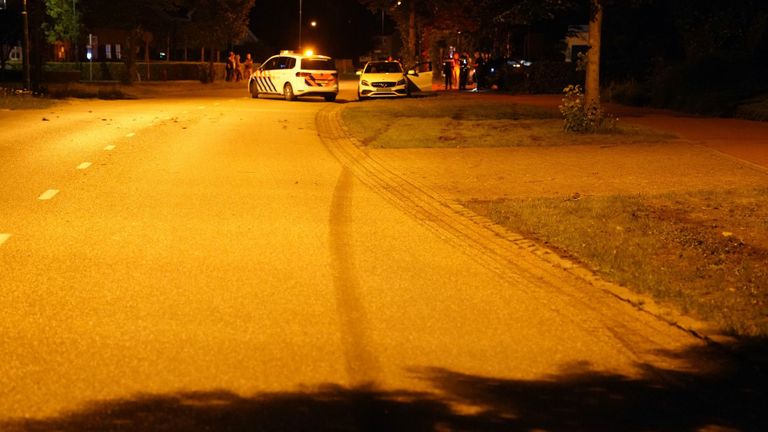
[442,51,492,91]
[225,52,254,82]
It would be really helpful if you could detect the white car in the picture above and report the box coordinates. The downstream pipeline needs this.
[357,60,435,100]
[249,51,338,102]
[357,61,409,100]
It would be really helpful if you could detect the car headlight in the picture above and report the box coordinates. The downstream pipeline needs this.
[361,80,370,86]
[396,78,406,86]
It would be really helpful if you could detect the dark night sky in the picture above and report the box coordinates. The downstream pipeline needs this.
[249,0,386,59]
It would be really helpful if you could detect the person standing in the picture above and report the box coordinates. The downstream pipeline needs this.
[452,52,461,90]
[243,53,254,78]
[443,57,453,90]
[225,52,235,82]
[472,51,485,91]
[459,52,469,90]
[234,54,243,82]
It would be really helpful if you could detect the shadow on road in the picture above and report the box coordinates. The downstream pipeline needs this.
[3,340,767,431]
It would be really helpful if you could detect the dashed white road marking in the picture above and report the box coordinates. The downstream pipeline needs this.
[38,189,59,200]
[126,132,136,138]
[77,162,92,170]
[0,233,10,247]
[104,145,116,151]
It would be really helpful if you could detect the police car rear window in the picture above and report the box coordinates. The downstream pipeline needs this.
[301,59,335,70]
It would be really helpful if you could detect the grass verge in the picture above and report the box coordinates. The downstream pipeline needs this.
[464,189,768,337]
[341,93,674,148]
[44,83,133,100]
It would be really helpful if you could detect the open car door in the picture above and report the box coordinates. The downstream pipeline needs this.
[406,61,434,94]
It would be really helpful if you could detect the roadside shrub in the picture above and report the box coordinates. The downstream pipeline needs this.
[43,70,81,83]
[495,61,583,94]
[0,69,23,82]
[524,61,584,94]
[605,79,651,106]
[647,54,768,117]
[734,94,768,121]
[29,61,227,83]
[43,83,128,99]
[198,63,216,83]
[559,84,617,133]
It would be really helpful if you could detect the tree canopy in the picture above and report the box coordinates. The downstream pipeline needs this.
[42,0,81,48]
[77,0,254,81]
[80,0,177,34]
[181,0,255,52]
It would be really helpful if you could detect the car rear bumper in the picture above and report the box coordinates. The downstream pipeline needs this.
[295,88,339,97]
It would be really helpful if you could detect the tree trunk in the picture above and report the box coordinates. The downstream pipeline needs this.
[585,0,602,108]
[208,47,216,83]
[124,33,137,84]
[407,1,416,65]
[144,38,150,80]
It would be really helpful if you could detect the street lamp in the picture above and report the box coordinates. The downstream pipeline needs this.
[73,0,78,63]
[21,0,30,89]
[298,0,302,50]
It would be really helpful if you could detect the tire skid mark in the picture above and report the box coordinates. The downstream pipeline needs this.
[317,104,704,372]
[329,167,382,387]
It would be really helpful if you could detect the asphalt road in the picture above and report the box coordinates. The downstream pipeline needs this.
[0,83,753,430]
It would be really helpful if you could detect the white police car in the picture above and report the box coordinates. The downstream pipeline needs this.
[248,51,338,102]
